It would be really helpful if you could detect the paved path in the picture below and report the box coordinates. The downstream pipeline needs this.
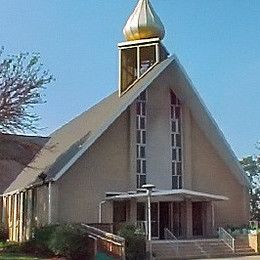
[198,256,260,260]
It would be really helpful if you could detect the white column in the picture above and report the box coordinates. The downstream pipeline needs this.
[212,202,215,232]
[48,182,52,224]
[27,190,33,240]
[2,196,6,224]
[13,194,18,241]
[8,196,12,240]
[19,193,24,242]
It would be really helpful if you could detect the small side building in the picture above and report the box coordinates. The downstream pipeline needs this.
[0,134,47,237]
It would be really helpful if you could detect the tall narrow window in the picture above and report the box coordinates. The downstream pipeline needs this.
[136,90,147,188]
[121,48,138,93]
[170,90,183,189]
[140,46,156,75]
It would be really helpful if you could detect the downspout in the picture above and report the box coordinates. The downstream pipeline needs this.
[99,201,106,223]
[48,182,52,224]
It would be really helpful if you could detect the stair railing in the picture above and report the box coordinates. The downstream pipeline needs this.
[82,224,126,259]
[164,228,179,257]
[218,227,235,252]
[164,228,178,240]
[136,220,147,236]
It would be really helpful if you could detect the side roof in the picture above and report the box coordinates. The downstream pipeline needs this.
[4,56,250,193]
[0,134,48,194]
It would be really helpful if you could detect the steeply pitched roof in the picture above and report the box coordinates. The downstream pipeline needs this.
[4,55,250,193]
[0,134,48,194]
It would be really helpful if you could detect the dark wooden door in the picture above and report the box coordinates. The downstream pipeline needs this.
[192,202,203,236]
[159,202,170,239]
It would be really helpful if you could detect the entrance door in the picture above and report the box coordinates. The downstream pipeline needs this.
[151,203,159,239]
[192,202,203,237]
[159,202,170,239]
[136,202,159,239]
[172,202,182,237]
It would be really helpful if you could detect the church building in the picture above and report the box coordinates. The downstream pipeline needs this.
[1,0,250,244]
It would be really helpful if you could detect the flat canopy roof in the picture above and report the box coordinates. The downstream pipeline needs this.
[105,189,228,202]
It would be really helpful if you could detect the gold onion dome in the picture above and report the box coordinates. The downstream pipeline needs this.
[123,0,165,41]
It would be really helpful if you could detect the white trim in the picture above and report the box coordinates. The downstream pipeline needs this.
[118,37,160,48]
[105,189,228,202]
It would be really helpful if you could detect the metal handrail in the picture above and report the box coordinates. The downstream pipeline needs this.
[163,228,179,257]
[136,220,147,235]
[218,227,235,252]
[164,228,178,240]
[82,224,126,259]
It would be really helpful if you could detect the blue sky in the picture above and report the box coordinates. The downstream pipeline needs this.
[0,0,259,158]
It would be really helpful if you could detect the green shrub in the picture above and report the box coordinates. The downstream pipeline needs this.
[32,224,57,255]
[0,224,92,259]
[0,224,8,242]
[48,224,89,259]
[31,224,90,260]
[118,224,146,260]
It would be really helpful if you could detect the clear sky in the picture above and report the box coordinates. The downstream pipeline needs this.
[1,0,259,158]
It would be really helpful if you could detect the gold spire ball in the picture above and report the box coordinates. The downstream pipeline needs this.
[123,0,165,41]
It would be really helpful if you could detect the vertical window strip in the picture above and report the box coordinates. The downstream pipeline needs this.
[136,90,147,188]
[170,90,183,189]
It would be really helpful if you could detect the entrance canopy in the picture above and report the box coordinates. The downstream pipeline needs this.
[105,189,228,202]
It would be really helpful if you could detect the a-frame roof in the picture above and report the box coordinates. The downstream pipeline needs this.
[5,56,250,194]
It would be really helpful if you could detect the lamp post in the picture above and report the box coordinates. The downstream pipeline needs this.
[142,184,155,259]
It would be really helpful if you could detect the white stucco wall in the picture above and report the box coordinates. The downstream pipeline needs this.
[57,110,130,223]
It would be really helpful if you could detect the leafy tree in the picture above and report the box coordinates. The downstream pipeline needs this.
[0,47,54,133]
[240,154,260,220]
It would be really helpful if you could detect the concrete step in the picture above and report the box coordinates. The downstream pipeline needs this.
[152,238,257,259]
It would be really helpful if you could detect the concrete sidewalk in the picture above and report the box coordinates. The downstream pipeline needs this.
[198,256,260,260]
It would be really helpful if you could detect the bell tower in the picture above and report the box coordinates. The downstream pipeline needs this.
[118,0,169,96]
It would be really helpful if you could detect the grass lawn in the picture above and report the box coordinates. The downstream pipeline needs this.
[0,253,43,259]
[0,242,50,259]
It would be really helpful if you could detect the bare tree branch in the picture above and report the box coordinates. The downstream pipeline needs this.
[0,47,54,133]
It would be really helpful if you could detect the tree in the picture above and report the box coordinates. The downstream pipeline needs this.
[240,154,260,220]
[0,47,54,133]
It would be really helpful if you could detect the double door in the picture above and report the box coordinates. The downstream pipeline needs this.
[137,201,183,239]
